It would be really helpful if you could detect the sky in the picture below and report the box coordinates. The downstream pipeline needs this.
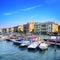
[0,0,60,28]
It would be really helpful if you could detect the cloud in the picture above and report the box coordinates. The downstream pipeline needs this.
[3,11,18,16]
[3,5,40,16]
[3,13,13,15]
[45,0,57,4]
[20,5,40,11]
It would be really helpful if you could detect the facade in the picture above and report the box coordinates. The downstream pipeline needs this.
[2,28,7,33]
[14,26,18,32]
[52,23,58,33]
[23,22,35,33]
[0,28,2,33]
[58,25,60,34]
[34,22,58,34]
[34,22,40,34]
[9,27,14,33]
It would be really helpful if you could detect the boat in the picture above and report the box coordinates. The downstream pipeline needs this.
[13,39,23,45]
[48,36,60,43]
[39,42,48,50]
[28,41,41,49]
[20,41,30,47]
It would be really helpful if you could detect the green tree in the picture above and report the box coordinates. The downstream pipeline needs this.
[30,29,34,33]
[19,29,23,33]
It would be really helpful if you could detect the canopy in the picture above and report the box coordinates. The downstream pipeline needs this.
[27,35,37,39]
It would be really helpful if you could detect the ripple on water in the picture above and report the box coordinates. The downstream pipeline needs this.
[0,40,60,60]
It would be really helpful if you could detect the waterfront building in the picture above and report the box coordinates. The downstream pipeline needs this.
[14,26,18,33]
[34,22,58,34]
[34,22,40,34]
[2,28,7,33]
[40,22,58,34]
[9,27,14,33]
[0,28,2,33]
[58,25,60,34]
[23,22,35,33]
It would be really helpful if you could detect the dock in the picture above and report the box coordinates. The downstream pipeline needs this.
[46,42,60,46]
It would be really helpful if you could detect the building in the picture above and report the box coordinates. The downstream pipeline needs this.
[0,28,2,33]
[2,28,7,33]
[34,22,58,34]
[14,26,18,32]
[23,22,35,33]
[9,27,14,33]
[41,22,58,34]
[34,22,40,34]
[58,25,60,34]
[18,25,23,33]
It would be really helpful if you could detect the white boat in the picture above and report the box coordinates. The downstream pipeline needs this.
[12,39,23,45]
[28,41,40,49]
[20,41,30,47]
[39,42,48,50]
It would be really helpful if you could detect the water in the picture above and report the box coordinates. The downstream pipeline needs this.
[0,40,60,60]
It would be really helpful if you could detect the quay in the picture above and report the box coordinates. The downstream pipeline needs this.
[46,41,60,46]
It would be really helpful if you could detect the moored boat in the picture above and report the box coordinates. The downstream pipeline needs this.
[39,42,48,50]
[28,41,41,49]
[20,40,30,47]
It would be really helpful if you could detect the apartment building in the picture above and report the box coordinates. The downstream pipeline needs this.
[9,27,14,33]
[23,22,35,33]
[0,28,2,33]
[34,22,40,34]
[34,22,58,34]
[58,25,60,34]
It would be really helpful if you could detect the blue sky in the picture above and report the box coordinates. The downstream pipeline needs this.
[0,0,60,28]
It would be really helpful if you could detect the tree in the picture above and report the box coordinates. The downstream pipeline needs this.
[19,29,23,33]
[30,29,34,33]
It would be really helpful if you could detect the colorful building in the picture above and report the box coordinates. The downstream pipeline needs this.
[41,22,58,34]
[52,23,58,33]
[23,22,35,33]
[34,22,40,34]
[34,22,58,34]
[9,27,14,33]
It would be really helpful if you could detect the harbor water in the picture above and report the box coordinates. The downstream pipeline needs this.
[0,40,60,60]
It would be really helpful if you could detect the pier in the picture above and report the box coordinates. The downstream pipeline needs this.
[46,42,60,46]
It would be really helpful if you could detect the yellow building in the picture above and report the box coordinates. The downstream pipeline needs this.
[18,25,23,32]
[27,22,35,32]
[52,23,58,33]
[23,22,35,33]
[9,27,14,33]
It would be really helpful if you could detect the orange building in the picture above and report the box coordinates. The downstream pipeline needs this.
[9,27,14,33]
[52,23,58,33]
[23,22,35,33]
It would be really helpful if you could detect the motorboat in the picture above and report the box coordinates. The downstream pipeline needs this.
[28,41,41,49]
[39,42,48,50]
[20,41,30,47]
[13,39,23,45]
